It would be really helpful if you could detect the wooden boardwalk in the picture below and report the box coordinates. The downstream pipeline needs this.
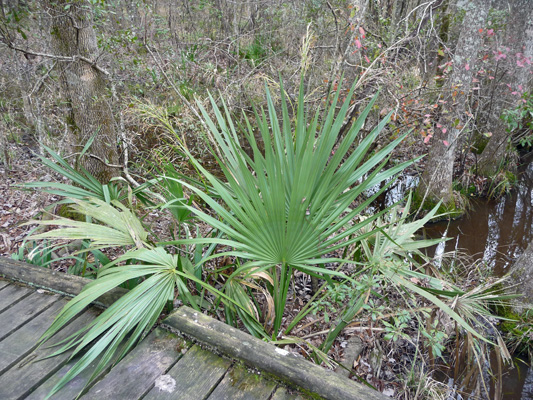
[0,258,388,400]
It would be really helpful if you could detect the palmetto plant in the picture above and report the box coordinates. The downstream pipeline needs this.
[160,78,511,351]
[23,144,127,204]
[26,77,512,399]
[28,199,260,399]
[160,78,418,336]
[358,193,445,264]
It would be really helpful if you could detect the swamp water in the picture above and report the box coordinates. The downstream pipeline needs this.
[419,160,533,400]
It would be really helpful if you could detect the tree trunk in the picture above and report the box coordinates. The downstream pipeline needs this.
[433,0,450,87]
[329,0,369,80]
[477,2,533,176]
[45,0,119,183]
[416,0,489,207]
[509,240,533,314]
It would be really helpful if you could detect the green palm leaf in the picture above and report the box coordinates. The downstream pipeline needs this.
[38,244,262,399]
[27,198,149,250]
[164,77,417,335]
[22,144,126,203]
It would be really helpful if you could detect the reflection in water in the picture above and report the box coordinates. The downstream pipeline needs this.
[423,166,533,275]
[483,196,506,269]
[497,359,531,400]
[433,228,447,267]
[421,158,533,400]
[483,207,498,269]
[522,366,533,399]
[512,192,523,230]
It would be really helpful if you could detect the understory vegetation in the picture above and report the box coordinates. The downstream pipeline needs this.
[18,80,518,400]
[1,1,532,399]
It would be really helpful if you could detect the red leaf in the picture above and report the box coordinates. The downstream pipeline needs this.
[478,28,483,33]
[355,39,362,49]
[359,26,365,38]
[364,55,370,63]
[494,51,507,61]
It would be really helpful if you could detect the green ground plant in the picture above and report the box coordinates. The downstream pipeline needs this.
[502,91,533,148]
[11,236,107,277]
[157,77,421,338]
[22,77,516,399]
[27,198,258,399]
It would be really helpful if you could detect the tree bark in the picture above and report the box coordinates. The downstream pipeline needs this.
[329,0,369,80]
[416,0,489,207]
[45,0,119,183]
[477,2,533,176]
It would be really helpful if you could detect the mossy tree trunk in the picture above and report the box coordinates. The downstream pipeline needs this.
[416,0,489,208]
[45,0,119,183]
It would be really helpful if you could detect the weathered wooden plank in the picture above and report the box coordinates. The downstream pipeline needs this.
[164,307,388,400]
[79,328,187,400]
[0,308,98,400]
[143,344,231,400]
[0,291,60,341]
[0,280,9,290]
[206,364,276,400]
[0,257,126,307]
[271,387,308,400]
[26,357,101,400]
[0,299,67,375]
[0,284,32,313]
[26,341,127,400]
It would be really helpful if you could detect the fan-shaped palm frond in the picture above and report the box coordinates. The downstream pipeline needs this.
[28,198,149,250]
[359,193,446,263]
[22,144,127,203]
[30,200,262,399]
[164,78,419,335]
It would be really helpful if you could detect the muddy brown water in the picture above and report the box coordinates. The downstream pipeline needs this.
[419,160,533,400]
[423,162,533,276]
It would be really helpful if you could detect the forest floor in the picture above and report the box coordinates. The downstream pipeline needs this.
[0,143,53,257]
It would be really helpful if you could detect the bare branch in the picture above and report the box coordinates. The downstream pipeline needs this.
[86,154,122,169]
[4,42,110,76]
